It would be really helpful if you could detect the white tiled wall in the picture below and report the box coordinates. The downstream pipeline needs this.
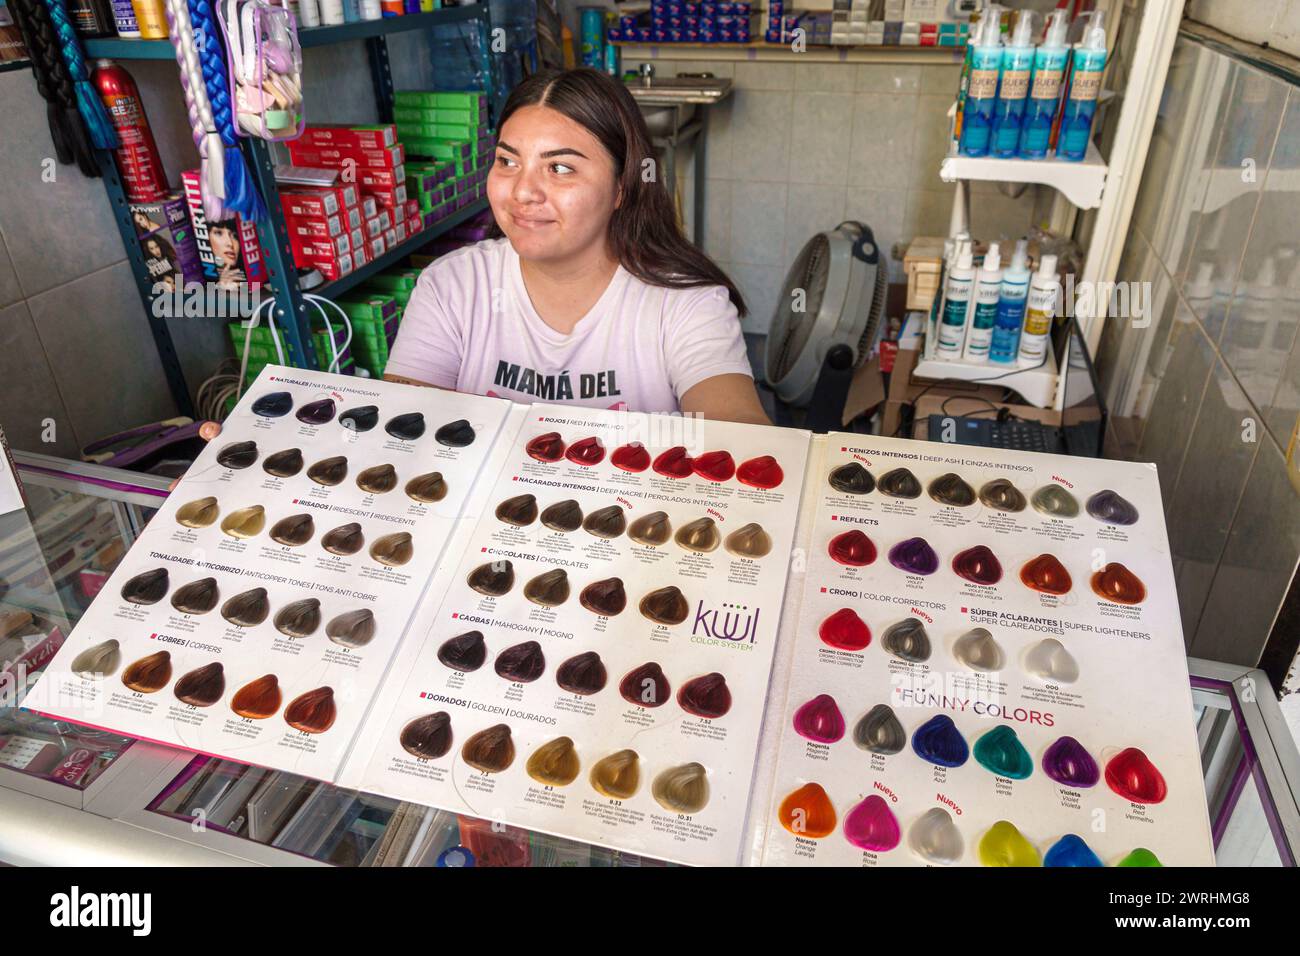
[1187,0,1300,58]
[622,57,1050,333]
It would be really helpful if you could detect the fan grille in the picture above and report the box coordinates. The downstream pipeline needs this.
[770,234,830,382]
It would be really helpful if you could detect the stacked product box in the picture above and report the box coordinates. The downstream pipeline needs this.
[226,318,352,386]
[284,123,423,277]
[392,90,493,227]
[278,179,366,281]
[608,0,752,43]
[332,292,401,378]
[360,266,420,319]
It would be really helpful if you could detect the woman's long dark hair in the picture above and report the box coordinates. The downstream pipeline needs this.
[493,68,747,317]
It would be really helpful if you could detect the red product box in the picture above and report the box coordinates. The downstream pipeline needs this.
[405,199,421,222]
[343,206,363,231]
[352,244,369,268]
[367,185,408,209]
[361,197,377,219]
[281,188,339,219]
[383,227,398,249]
[391,203,405,224]
[299,123,398,150]
[287,213,344,239]
[288,143,405,171]
[358,165,406,189]
[348,227,365,252]
[365,216,383,239]
[368,235,387,259]
[291,232,350,261]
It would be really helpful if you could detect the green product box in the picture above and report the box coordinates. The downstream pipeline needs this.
[434,122,476,141]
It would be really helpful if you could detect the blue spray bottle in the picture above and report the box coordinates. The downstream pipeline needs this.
[1019,9,1070,159]
[991,11,1036,158]
[990,240,1031,363]
[958,11,1004,158]
[1058,11,1108,162]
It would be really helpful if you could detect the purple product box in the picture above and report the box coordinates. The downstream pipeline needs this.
[684,14,696,28]
[635,26,651,40]
[663,1,682,14]
[620,14,638,27]
[701,2,716,14]
[131,191,203,290]
[651,26,666,40]
[666,27,684,41]
[607,26,622,40]
[685,27,698,40]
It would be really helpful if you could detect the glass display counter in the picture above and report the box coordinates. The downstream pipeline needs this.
[0,449,1295,866]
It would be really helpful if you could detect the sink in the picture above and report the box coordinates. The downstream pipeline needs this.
[626,75,731,136]
[640,104,697,136]
[623,75,733,106]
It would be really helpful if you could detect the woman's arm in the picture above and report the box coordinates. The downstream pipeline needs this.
[382,373,442,388]
[680,373,771,425]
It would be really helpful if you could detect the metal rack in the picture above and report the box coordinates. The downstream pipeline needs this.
[85,7,498,418]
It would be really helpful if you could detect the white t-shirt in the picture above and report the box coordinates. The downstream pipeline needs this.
[384,238,753,413]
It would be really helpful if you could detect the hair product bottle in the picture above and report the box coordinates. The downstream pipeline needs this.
[1019,9,1069,159]
[991,11,1035,158]
[1058,11,1108,161]
[958,11,1003,158]
[937,242,977,357]
[1018,254,1060,363]
[990,240,1030,364]
[963,242,1002,361]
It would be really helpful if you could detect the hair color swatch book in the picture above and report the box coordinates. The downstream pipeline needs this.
[758,435,1214,867]
[347,404,812,866]
[23,367,514,781]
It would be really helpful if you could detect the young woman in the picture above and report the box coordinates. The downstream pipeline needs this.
[384,68,769,424]
[177,68,768,480]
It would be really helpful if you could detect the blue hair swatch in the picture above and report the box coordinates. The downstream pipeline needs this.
[911,714,970,768]
[188,0,264,220]
[42,0,118,150]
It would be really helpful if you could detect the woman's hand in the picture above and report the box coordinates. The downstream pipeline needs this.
[167,421,222,492]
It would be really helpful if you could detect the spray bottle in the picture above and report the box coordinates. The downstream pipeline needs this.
[1018,254,1060,364]
[963,242,1002,362]
[991,11,1036,158]
[1058,11,1108,162]
[937,243,977,357]
[1019,9,1069,159]
[990,240,1031,363]
[958,11,1004,158]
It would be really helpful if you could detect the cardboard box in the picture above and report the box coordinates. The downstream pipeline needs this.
[299,124,398,149]
[286,214,343,240]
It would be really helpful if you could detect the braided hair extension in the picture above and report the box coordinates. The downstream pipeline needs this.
[42,0,118,150]
[190,0,262,220]
[8,0,99,176]
[164,0,227,221]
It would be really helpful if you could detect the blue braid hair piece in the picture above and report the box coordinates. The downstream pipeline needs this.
[188,0,264,221]
[42,0,118,151]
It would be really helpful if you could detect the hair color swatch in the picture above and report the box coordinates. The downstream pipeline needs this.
[401,712,453,759]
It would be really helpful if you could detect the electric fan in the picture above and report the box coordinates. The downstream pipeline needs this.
[764,220,887,409]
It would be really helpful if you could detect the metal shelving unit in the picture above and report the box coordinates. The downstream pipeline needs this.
[86,7,498,418]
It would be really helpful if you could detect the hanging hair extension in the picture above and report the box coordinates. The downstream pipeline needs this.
[42,0,118,150]
[189,0,262,220]
[164,0,227,221]
[8,0,99,176]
